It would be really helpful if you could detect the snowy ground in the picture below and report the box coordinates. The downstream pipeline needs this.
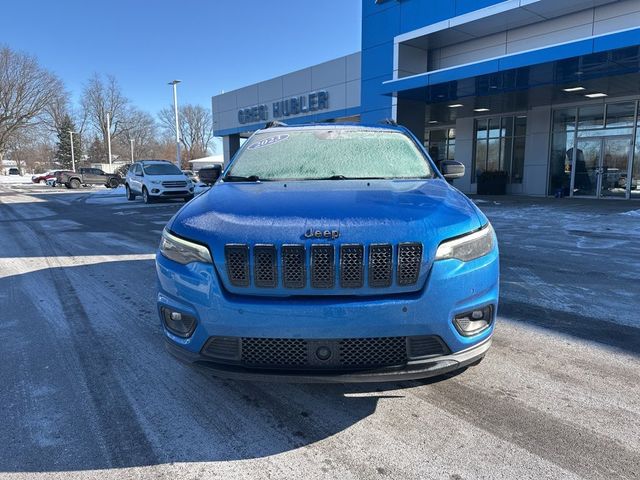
[0,174,34,185]
[474,197,640,329]
[0,187,639,480]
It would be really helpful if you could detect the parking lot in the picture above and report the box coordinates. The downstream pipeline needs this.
[1,182,639,480]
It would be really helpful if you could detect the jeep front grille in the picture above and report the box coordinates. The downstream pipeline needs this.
[225,244,249,287]
[282,245,306,288]
[311,245,335,288]
[340,244,364,288]
[223,242,422,290]
[368,244,393,287]
[397,243,423,286]
[254,245,277,288]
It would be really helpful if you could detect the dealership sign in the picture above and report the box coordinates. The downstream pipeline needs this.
[238,91,329,124]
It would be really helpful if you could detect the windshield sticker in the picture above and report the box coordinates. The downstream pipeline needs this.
[247,134,289,150]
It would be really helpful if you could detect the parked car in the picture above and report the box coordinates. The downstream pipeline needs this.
[59,168,121,189]
[182,169,198,183]
[156,122,499,382]
[125,160,194,203]
[8,168,20,175]
[32,171,51,183]
[32,170,69,185]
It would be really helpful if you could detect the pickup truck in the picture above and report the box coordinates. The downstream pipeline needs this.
[58,168,121,189]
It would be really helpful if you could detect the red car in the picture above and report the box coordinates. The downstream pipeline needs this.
[32,171,59,184]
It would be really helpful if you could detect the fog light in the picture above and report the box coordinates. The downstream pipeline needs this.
[152,188,160,194]
[162,307,197,337]
[453,306,493,336]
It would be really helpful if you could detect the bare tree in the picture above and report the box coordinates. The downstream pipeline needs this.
[117,108,158,161]
[0,45,64,165]
[81,73,129,162]
[159,104,214,165]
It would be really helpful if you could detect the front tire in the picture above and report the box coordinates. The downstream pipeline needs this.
[70,178,81,189]
[142,187,153,204]
[126,185,136,201]
[108,178,119,189]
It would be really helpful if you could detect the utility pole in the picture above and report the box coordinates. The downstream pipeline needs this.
[106,113,113,168]
[168,80,181,167]
[130,139,134,163]
[69,131,76,171]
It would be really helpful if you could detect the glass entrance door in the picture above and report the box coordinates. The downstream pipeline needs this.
[573,139,599,197]
[573,137,632,198]
[600,138,631,198]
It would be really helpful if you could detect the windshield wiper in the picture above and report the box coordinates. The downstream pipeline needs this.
[314,175,388,180]
[223,174,263,182]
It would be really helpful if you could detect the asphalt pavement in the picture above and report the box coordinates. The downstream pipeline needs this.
[1,184,639,480]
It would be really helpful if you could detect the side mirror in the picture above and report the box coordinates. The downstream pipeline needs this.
[440,160,465,180]
[198,165,222,185]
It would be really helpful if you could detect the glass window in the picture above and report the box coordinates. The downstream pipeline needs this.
[605,102,635,128]
[476,119,488,139]
[632,129,640,199]
[578,105,604,129]
[143,163,183,176]
[425,127,456,165]
[553,108,576,133]
[229,128,434,180]
[473,115,526,183]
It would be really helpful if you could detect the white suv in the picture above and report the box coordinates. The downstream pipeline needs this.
[125,160,194,203]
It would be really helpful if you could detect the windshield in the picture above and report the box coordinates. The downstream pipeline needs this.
[143,163,183,176]
[225,128,434,180]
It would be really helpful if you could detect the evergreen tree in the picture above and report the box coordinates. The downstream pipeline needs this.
[55,114,81,169]
[87,136,106,164]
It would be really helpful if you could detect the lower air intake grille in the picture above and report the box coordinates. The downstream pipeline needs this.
[225,244,250,287]
[339,337,407,367]
[397,243,423,286]
[408,336,449,358]
[200,335,449,370]
[201,337,241,360]
[242,338,308,367]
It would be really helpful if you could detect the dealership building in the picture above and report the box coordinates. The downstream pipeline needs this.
[213,0,640,199]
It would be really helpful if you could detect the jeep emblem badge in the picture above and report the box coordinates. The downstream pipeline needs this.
[304,228,339,240]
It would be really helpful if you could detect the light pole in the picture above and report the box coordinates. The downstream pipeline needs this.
[168,80,181,166]
[106,113,113,169]
[69,131,76,171]
[130,138,134,163]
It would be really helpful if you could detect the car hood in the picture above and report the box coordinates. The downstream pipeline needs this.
[168,179,486,295]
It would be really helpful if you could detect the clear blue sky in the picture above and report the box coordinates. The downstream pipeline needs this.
[1,0,362,114]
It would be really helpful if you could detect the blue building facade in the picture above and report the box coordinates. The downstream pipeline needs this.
[213,0,640,199]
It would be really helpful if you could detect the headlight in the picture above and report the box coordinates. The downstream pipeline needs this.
[435,224,495,262]
[159,229,212,264]
[150,180,162,184]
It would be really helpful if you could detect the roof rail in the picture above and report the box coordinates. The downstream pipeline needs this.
[380,118,397,126]
[264,120,288,129]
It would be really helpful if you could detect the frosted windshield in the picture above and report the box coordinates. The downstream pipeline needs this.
[227,129,433,180]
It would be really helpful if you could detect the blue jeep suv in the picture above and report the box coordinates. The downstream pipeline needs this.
[156,123,499,382]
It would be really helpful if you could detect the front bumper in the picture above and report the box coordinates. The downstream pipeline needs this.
[156,243,499,382]
[165,335,491,383]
